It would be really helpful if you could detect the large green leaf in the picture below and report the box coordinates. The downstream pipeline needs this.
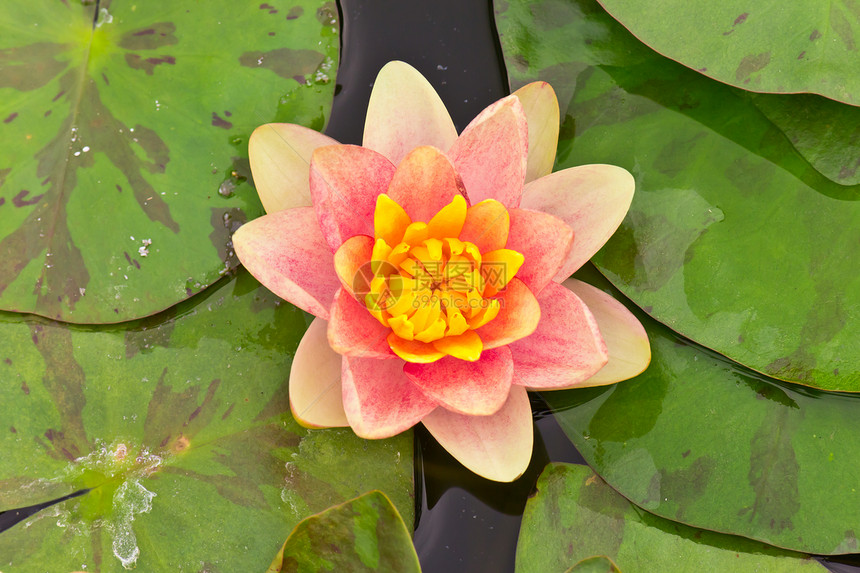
[266,491,421,573]
[0,0,338,323]
[0,270,413,572]
[594,0,860,106]
[494,0,860,390]
[543,267,860,555]
[516,464,826,573]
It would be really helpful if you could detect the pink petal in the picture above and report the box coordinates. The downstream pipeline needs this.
[512,82,560,183]
[421,385,533,482]
[342,355,438,439]
[459,199,509,253]
[310,145,396,251]
[233,208,339,319]
[386,146,469,223]
[509,282,608,390]
[520,164,635,280]
[403,347,514,416]
[476,278,541,349]
[249,123,337,213]
[289,318,348,428]
[333,235,374,294]
[327,288,395,359]
[505,208,573,295]
[363,61,458,166]
[563,278,651,386]
[447,95,528,207]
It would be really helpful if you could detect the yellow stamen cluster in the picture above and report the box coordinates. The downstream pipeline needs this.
[363,194,523,363]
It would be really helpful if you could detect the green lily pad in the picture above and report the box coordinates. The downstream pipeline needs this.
[748,92,860,186]
[0,270,413,572]
[542,266,860,555]
[0,0,338,323]
[566,555,621,573]
[266,490,421,573]
[516,464,826,573]
[594,0,860,106]
[494,0,860,390]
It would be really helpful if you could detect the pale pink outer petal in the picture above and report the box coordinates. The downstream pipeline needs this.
[505,208,573,295]
[363,61,458,166]
[421,385,533,483]
[233,207,339,319]
[386,146,469,222]
[333,235,374,294]
[563,278,651,386]
[447,95,528,207]
[249,123,338,213]
[327,288,395,359]
[342,355,438,439]
[403,346,514,416]
[289,317,348,428]
[512,82,560,183]
[310,145,396,251]
[476,278,541,349]
[509,281,608,390]
[520,164,635,280]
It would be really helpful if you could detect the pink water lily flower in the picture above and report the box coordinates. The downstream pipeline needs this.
[233,61,650,482]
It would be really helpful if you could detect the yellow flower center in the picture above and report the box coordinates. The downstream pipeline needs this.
[361,193,524,363]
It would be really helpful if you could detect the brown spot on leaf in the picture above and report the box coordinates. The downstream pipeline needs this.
[119,22,178,50]
[286,6,304,19]
[810,29,821,41]
[221,403,235,420]
[734,12,748,26]
[144,372,221,447]
[259,3,278,13]
[3,112,17,123]
[239,48,324,79]
[211,112,233,129]
[30,324,89,460]
[830,4,855,50]
[9,426,16,433]
[0,42,68,91]
[13,190,44,207]
[21,380,29,395]
[682,449,691,458]
[125,53,176,75]
[738,407,801,533]
[735,52,771,83]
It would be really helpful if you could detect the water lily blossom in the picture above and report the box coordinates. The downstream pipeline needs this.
[234,61,650,482]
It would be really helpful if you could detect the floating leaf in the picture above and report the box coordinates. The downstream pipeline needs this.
[0,270,413,572]
[494,0,860,390]
[266,490,421,573]
[0,0,339,323]
[516,463,826,572]
[748,92,860,186]
[542,267,860,555]
[594,0,860,106]
[566,555,621,573]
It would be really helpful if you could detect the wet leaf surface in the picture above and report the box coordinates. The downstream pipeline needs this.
[594,0,860,105]
[542,267,860,555]
[0,0,339,323]
[0,270,413,572]
[516,463,826,572]
[266,490,421,573]
[494,0,860,390]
